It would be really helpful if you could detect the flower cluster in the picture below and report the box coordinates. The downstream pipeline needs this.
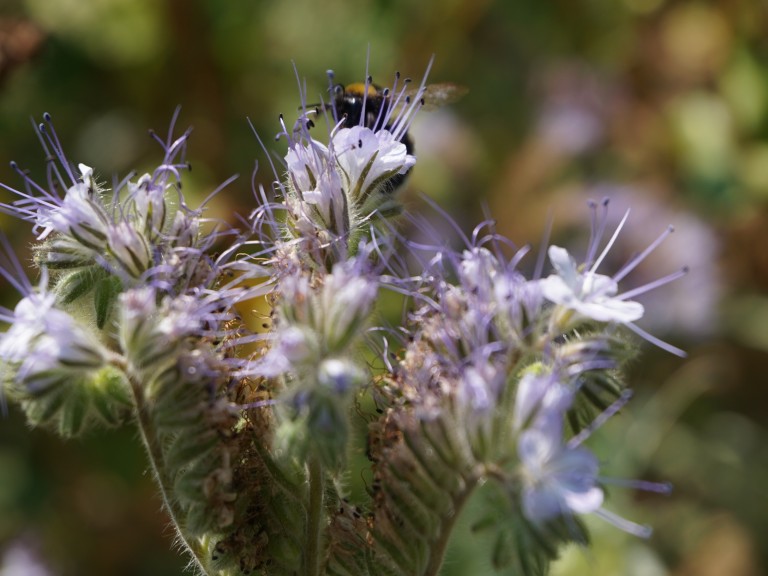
[364,207,681,570]
[0,65,685,576]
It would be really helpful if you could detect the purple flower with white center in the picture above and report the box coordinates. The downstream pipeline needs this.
[333,125,415,200]
[517,388,670,537]
[518,425,604,522]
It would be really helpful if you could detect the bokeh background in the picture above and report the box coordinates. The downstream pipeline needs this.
[0,0,766,575]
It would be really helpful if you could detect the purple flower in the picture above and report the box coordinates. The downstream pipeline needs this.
[518,425,604,522]
[0,289,107,393]
[512,371,573,432]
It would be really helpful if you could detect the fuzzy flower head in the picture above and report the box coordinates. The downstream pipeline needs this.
[263,64,433,273]
[37,164,109,247]
[254,244,379,382]
[0,288,108,394]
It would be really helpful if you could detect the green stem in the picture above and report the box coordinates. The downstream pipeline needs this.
[423,474,480,576]
[115,356,210,575]
[305,457,325,576]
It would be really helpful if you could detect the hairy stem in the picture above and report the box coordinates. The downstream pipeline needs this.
[423,473,481,576]
[305,457,325,576]
[115,356,209,574]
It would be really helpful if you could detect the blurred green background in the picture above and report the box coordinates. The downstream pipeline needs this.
[0,0,766,575]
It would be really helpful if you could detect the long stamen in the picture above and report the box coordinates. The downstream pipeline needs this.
[618,266,689,300]
[381,77,410,129]
[589,208,630,275]
[593,508,653,538]
[585,198,610,267]
[40,113,76,185]
[614,225,675,283]
[625,322,687,357]
[569,389,632,447]
[600,477,673,494]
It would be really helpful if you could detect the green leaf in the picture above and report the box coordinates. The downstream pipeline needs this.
[94,275,122,329]
[56,266,107,304]
[54,380,90,437]
[165,429,219,470]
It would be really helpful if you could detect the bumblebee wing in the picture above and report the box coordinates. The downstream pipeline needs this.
[416,83,469,110]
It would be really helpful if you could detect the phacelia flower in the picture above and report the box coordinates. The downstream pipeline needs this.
[512,370,573,432]
[333,125,415,202]
[541,244,644,324]
[518,425,604,522]
[541,201,688,356]
[0,289,108,394]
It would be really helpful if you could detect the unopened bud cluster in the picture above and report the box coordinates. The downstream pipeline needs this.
[0,67,683,576]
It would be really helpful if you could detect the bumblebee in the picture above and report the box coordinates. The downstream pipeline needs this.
[330,78,466,144]
[323,76,467,191]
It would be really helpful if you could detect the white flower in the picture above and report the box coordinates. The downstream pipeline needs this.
[38,180,109,247]
[285,139,329,194]
[333,126,415,200]
[0,292,56,362]
[107,221,151,278]
[541,246,644,323]
[1,291,107,392]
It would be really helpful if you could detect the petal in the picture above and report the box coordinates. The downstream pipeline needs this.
[518,428,559,470]
[548,246,579,286]
[540,274,576,305]
[522,484,564,521]
[563,486,604,514]
[575,298,644,323]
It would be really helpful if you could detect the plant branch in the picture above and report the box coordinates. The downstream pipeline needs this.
[423,472,480,576]
[114,355,210,575]
[305,456,326,576]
